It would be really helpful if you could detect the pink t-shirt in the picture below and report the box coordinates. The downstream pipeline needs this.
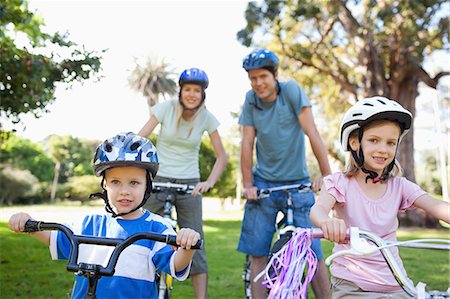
[324,172,427,292]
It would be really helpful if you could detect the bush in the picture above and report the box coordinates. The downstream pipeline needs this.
[60,175,102,204]
[0,164,39,205]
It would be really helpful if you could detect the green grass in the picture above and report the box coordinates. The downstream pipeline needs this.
[1,218,448,298]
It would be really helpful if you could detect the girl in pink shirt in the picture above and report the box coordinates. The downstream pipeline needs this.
[311,96,450,298]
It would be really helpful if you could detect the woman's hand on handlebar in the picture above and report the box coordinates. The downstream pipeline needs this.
[319,218,348,244]
[8,212,33,233]
[192,181,213,196]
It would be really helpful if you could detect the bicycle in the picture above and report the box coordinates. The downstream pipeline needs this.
[262,226,450,299]
[151,181,195,299]
[23,219,202,299]
[242,183,313,299]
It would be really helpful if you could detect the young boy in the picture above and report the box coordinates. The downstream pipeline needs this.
[8,132,201,299]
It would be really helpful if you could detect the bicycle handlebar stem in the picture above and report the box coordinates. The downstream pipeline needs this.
[308,227,417,297]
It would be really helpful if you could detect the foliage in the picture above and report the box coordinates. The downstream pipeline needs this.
[45,135,93,182]
[1,217,448,298]
[128,56,178,107]
[0,164,39,205]
[0,0,105,126]
[0,133,54,181]
[237,0,450,181]
[416,149,443,195]
[199,137,236,198]
[59,175,101,204]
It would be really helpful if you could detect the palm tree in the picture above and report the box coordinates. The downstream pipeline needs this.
[128,57,178,107]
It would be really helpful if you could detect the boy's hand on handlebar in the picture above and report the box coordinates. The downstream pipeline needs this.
[176,228,201,250]
[192,181,212,196]
[8,212,33,233]
[320,218,348,244]
[243,186,258,200]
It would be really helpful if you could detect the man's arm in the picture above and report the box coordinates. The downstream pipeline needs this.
[241,125,258,200]
[298,107,331,191]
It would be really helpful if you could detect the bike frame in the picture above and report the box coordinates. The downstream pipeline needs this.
[243,183,312,299]
[24,220,202,299]
[151,181,195,299]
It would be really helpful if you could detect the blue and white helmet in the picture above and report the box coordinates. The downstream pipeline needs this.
[242,49,279,72]
[179,68,209,89]
[93,132,159,178]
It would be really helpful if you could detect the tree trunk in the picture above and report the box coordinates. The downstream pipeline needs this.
[391,77,439,227]
[50,161,60,203]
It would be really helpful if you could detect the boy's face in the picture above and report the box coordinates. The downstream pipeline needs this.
[103,166,147,219]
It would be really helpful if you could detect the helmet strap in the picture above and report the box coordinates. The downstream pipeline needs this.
[351,128,387,184]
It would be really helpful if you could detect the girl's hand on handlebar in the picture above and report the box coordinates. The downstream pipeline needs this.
[176,228,201,250]
[8,212,33,233]
[320,218,348,244]
[243,186,258,200]
[192,181,212,196]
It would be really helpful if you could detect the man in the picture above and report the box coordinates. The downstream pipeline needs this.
[237,49,332,299]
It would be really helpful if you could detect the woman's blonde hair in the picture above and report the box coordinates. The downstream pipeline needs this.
[343,120,403,178]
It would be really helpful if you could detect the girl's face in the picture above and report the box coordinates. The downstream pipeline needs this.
[180,83,203,109]
[103,166,147,219]
[350,121,401,175]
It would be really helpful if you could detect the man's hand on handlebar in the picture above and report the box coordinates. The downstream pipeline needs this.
[243,186,258,200]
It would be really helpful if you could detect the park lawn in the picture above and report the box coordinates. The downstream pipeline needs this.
[0,219,448,299]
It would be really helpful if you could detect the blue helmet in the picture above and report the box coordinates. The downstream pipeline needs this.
[93,132,159,178]
[242,49,279,72]
[179,68,209,89]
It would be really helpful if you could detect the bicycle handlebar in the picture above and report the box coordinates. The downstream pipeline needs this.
[152,182,195,194]
[24,220,203,276]
[257,183,312,199]
[305,227,450,297]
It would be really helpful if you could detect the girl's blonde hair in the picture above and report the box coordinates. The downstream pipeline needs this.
[174,99,206,138]
[343,119,404,178]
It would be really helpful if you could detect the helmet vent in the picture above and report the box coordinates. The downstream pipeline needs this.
[130,142,140,151]
[105,143,112,152]
[363,103,374,106]
[353,113,363,117]
[377,99,386,105]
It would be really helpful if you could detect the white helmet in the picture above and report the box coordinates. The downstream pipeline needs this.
[339,96,412,151]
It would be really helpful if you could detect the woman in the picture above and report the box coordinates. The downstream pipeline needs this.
[139,67,228,299]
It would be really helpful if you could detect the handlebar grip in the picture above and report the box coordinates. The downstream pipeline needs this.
[23,220,41,233]
[165,235,203,250]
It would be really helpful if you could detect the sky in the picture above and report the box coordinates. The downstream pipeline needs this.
[5,0,449,152]
[9,0,252,142]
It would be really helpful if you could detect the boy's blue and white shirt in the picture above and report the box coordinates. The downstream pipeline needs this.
[49,209,190,299]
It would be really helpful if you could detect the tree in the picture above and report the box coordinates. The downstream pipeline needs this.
[128,57,178,107]
[46,135,92,202]
[0,0,104,127]
[237,0,450,182]
[0,133,54,181]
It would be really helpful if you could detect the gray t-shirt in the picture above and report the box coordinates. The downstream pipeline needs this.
[238,80,311,181]
[151,100,219,179]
